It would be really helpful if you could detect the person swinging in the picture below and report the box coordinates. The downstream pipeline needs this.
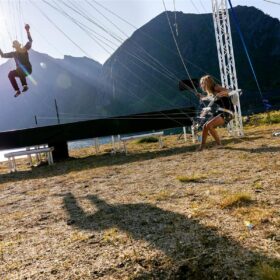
[197,75,235,151]
[0,24,33,97]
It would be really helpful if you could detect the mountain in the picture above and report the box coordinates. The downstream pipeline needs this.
[102,5,280,115]
[0,51,105,131]
[0,6,279,131]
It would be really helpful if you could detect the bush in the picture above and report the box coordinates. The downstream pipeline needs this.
[244,111,280,126]
[137,137,159,144]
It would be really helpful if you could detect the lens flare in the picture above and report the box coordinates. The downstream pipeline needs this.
[40,62,47,69]
[19,63,38,86]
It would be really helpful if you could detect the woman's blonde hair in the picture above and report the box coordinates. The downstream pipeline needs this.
[200,75,216,96]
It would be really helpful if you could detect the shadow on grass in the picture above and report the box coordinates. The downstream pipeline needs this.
[0,135,263,184]
[223,146,280,153]
[63,193,279,280]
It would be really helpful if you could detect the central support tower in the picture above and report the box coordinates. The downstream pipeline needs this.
[212,0,244,136]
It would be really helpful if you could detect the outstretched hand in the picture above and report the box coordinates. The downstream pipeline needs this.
[25,24,30,32]
[216,91,229,98]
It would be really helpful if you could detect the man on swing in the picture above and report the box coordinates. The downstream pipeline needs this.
[0,24,33,97]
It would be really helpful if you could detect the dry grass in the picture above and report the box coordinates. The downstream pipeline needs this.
[0,123,279,279]
[69,231,90,243]
[151,190,172,201]
[0,241,15,259]
[233,207,275,226]
[102,228,131,245]
[177,174,206,183]
[220,192,253,209]
[255,263,280,280]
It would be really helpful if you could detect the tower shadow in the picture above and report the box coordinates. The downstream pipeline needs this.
[63,193,279,279]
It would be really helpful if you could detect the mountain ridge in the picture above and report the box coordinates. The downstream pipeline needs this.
[0,6,279,131]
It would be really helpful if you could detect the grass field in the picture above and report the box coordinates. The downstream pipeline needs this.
[0,115,279,279]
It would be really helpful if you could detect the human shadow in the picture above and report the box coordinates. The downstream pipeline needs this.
[63,193,279,280]
[0,135,263,184]
[223,146,280,154]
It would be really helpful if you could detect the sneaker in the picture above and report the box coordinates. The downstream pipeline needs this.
[14,90,21,97]
[22,85,29,92]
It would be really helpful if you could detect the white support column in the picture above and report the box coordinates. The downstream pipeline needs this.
[111,135,116,152]
[35,146,41,163]
[12,157,17,172]
[212,0,244,137]
[117,135,121,151]
[8,158,13,173]
[26,147,32,166]
[123,141,127,155]
[183,127,187,142]
[159,136,163,148]
[47,152,51,165]
[191,126,196,143]
[49,151,54,165]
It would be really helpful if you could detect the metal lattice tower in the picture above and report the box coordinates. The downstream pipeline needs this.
[212,0,244,136]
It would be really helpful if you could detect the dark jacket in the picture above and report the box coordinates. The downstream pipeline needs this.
[0,33,32,72]
[214,96,234,112]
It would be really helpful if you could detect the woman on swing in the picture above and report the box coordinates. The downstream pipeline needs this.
[197,75,234,151]
[0,24,32,97]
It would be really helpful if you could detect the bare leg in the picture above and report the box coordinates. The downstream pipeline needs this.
[208,126,223,145]
[197,116,225,151]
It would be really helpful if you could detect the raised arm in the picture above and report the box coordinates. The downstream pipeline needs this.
[23,24,32,51]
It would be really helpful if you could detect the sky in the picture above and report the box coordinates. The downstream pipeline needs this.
[0,0,279,64]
